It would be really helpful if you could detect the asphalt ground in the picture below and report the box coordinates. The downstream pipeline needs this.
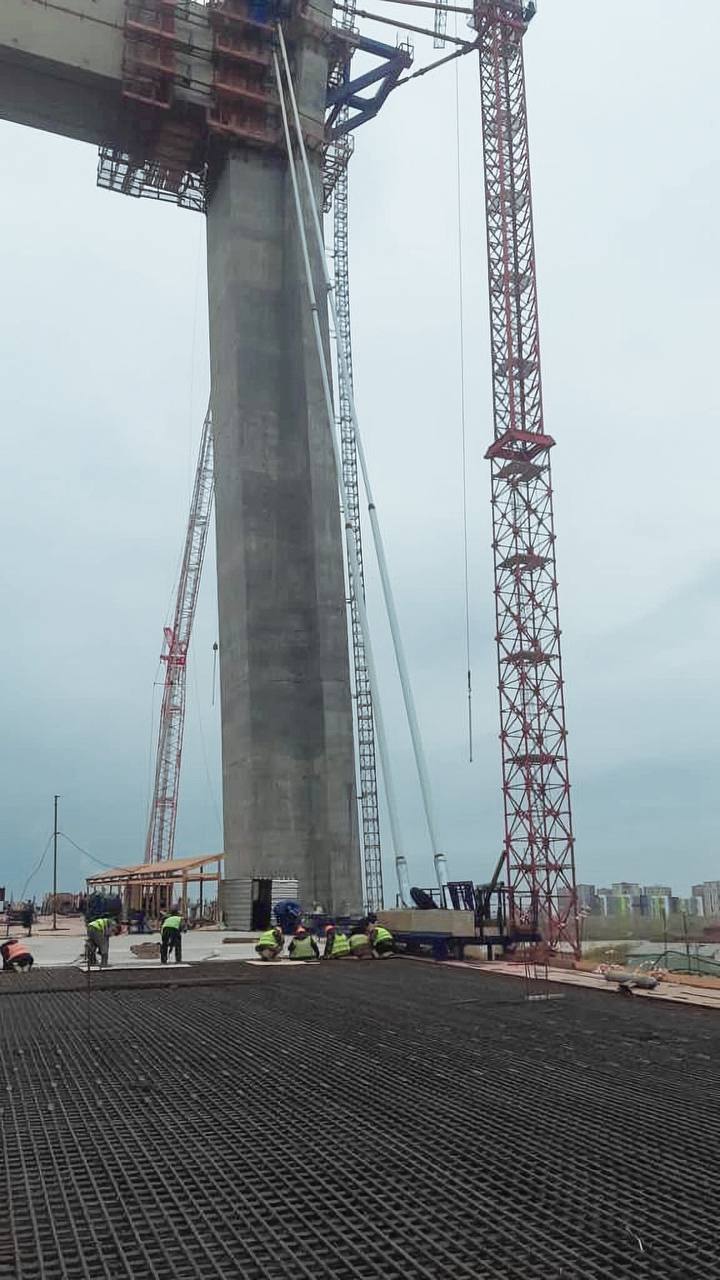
[1,959,718,1279]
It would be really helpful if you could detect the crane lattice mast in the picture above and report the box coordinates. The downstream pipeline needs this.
[325,4,385,912]
[476,0,578,950]
[145,405,215,863]
[333,173,384,912]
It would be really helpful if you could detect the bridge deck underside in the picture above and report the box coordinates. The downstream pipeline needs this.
[1,960,718,1279]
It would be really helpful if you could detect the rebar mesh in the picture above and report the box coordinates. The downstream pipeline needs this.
[2,961,719,1279]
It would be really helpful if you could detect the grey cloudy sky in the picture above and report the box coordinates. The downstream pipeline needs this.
[1,1,718,900]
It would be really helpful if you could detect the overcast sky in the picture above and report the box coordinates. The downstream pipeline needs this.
[1,1,718,901]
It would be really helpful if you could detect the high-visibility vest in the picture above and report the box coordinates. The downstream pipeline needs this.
[329,931,351,957]
[373,925,393,945]
[291,934,316,959]
[88,917,109,933]
[162,915,182,932]
[349,932,370,952]
[5,941,30,962]
[258,929,281,949]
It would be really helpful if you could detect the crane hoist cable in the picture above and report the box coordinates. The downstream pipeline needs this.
[454,11,473,763]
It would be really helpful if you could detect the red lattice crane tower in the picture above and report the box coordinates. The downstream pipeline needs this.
[476,1,579,951]
[145,405,215,863]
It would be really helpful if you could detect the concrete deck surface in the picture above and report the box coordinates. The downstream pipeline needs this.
[6,922,260,967]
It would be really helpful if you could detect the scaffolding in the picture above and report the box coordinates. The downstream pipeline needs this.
[327,1,384,911]
[98,0,285,210]
[97,0,209,210]
[206,0,281,148]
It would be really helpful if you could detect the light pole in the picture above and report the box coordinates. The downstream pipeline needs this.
[52,794,59,931]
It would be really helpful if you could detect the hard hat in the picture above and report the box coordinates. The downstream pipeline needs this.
[324,923,336,934]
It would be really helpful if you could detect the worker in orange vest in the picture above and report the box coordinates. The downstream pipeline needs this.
[1,938,34,972]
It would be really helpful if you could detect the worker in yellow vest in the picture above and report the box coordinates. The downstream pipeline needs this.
[160,911,185,964]
[323,923,351,959]
[255,926,284,961]
[288,926,320,961]
[348,929,372,959]
[86,916,120,968]
[369,923,395,958]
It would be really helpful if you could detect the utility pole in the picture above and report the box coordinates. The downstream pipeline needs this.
[52,794,59,931]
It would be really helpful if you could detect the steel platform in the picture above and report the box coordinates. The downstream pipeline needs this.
[1,960,718,1279]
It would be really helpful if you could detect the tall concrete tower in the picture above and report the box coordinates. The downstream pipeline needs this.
[205,16,362,916]
[0,0,363,916]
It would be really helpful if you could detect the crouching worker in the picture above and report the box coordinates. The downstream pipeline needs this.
[160,911,185,964]
[323,923,351,959]
[288,926,319,961]
[86,916,120,969]
[369,923,395,958]
[255,926,284,961]
[348,929,372,960]
[1,939,34,972]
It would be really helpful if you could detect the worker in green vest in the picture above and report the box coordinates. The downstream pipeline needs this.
[323,923,351,959]
[348,929,372,959]
[160,911,185,964]
[86,916,120,969]
[288,926,320,961]
[369,923,395,958]
[255,925,284,961]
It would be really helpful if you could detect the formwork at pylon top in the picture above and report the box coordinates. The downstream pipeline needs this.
[1,958,718,1280]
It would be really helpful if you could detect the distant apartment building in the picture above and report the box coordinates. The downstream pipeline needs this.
[640,885,672,918]
[568,880,713,917]
[672,897,699,917]
[692,881,720,919]
[586,882,693,918]
[597,883,642,916]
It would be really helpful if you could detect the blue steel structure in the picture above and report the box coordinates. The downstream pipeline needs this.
[326,36,412,136]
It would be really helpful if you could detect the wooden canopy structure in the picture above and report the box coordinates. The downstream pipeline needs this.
[86,854,224,923]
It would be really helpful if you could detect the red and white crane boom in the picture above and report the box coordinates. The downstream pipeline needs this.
[145,403,215,863]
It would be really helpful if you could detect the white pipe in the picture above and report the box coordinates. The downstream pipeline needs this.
[396,856,412,909]
[272,51,410,908]
[434,852,450,902]
[277,24,445,870]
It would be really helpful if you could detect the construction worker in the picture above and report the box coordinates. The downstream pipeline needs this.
[369,922,395,958]
[255,925,284,961]
[86,916,120,969]
[160,910,185,964]
[357,912,377,934]
[1,938,34,972]
[348,929,372,959]
[288,926,320,961]
[323,923,351,959]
